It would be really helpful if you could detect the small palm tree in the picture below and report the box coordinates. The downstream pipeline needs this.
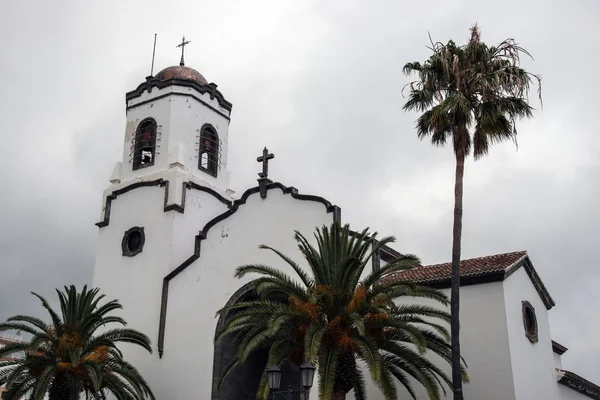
[216,223,465,400]
[0,285,155,400]
[402,25,541,399]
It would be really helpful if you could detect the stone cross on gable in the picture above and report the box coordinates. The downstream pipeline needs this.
[257,147,274,180]
[256,147,274,199]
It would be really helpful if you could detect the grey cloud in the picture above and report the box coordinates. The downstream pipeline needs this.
[1,0,599,383]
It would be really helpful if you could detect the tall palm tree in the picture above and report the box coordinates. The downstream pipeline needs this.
[216,223,466,400]
[0,285,155,400]
[402,25,541,399]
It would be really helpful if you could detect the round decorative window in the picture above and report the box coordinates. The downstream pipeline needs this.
[522,301,538,343]
[122,227,145,257]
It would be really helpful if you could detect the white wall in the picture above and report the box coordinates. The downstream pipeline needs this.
[364,280,516,400]
[167,90,231,190]
[95,186,335,400]
[121,94,173,182]
[122,84,231,191]
[554,352,563,369]
[92,184,176,398]
[503,266,560,400]
[169,188,230,272]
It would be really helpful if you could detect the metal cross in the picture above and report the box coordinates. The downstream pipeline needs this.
[176,35,191,66]
[257,147,275,179]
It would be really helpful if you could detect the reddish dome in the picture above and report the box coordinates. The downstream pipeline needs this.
[155,65,208,85]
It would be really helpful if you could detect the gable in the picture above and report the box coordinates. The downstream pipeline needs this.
[380,251,555,310]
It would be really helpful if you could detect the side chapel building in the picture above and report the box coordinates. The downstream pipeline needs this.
[91,48,599,400]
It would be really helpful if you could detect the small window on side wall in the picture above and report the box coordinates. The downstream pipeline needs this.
[133,118,157,170]
[522,301,538,343]
[199,125,219,177]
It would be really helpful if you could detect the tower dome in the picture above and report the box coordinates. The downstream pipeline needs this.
[155,65,208,85]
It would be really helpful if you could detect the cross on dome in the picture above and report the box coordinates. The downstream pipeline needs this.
[176,35,191,66]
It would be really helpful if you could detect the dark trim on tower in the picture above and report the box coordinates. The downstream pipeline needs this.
[157,182,340,357]
[96,179,233,227]
[552,340,568,355]
[95,179,165,227]
[127,92,231,121]
[558,369,600,399]
[126,78,232,112]
[185,182,232,208]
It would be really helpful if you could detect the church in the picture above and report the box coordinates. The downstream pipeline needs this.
[91,42,599,400]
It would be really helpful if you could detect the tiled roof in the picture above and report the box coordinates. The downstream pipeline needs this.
[0,337,22,345]
[381,251,527,285]
[379,250,555,310]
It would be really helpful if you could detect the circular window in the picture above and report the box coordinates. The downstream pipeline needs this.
[522,301,538,343]
[122,227,145,257]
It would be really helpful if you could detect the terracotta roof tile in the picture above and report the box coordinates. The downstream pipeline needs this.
[381,250,528,285]
[0,337,22,345]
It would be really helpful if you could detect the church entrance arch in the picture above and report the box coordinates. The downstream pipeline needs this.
[212,283,302,400]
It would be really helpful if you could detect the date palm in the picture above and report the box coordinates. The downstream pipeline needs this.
[0,285,155,400]
[216,223,465,400]
[402,25,541,399]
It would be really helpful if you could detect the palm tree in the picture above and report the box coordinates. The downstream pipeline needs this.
[216,223,465,400]
[0,285,155,400]
[402,25,541,399]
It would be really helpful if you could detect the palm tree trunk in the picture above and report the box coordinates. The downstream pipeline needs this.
[451,148,465,400]
[331,390,346,400]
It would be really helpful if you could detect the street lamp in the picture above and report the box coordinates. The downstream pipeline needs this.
[300,360,316,389]
[267,364,282,391]
[267,361,315,399]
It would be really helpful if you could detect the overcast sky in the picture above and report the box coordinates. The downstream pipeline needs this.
[1,0,599,382]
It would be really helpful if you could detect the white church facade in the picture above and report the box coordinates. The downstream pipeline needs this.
[91,51,599,400]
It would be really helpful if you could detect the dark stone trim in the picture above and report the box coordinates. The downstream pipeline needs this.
[332,206,341,224]
[96,179,233,227]
[211,282,258,400]
[380,244,403,263]
[95,179,165,227]
[257,177,272,199]
[127,91,231,121]
[185,182,233,208]
[372,240,381,272]
[126,77,232,113]
[158,180,183,213]
[521,258,555,310]
[558,369,600,399]
[411,271,507,289]
[121,226,145,257]
[552,340,568,355]
[522,300,538,343]
[157,182,340,356]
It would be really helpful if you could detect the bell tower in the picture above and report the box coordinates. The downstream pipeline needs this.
[110,52,233,195]
[92,40,236,372]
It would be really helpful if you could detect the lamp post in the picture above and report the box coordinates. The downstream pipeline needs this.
[267,360,316,400]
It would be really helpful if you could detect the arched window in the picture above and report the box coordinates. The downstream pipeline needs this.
[133,118,157,170]
[199,125,219,177]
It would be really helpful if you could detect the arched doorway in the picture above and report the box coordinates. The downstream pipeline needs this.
[212,283,302,400]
